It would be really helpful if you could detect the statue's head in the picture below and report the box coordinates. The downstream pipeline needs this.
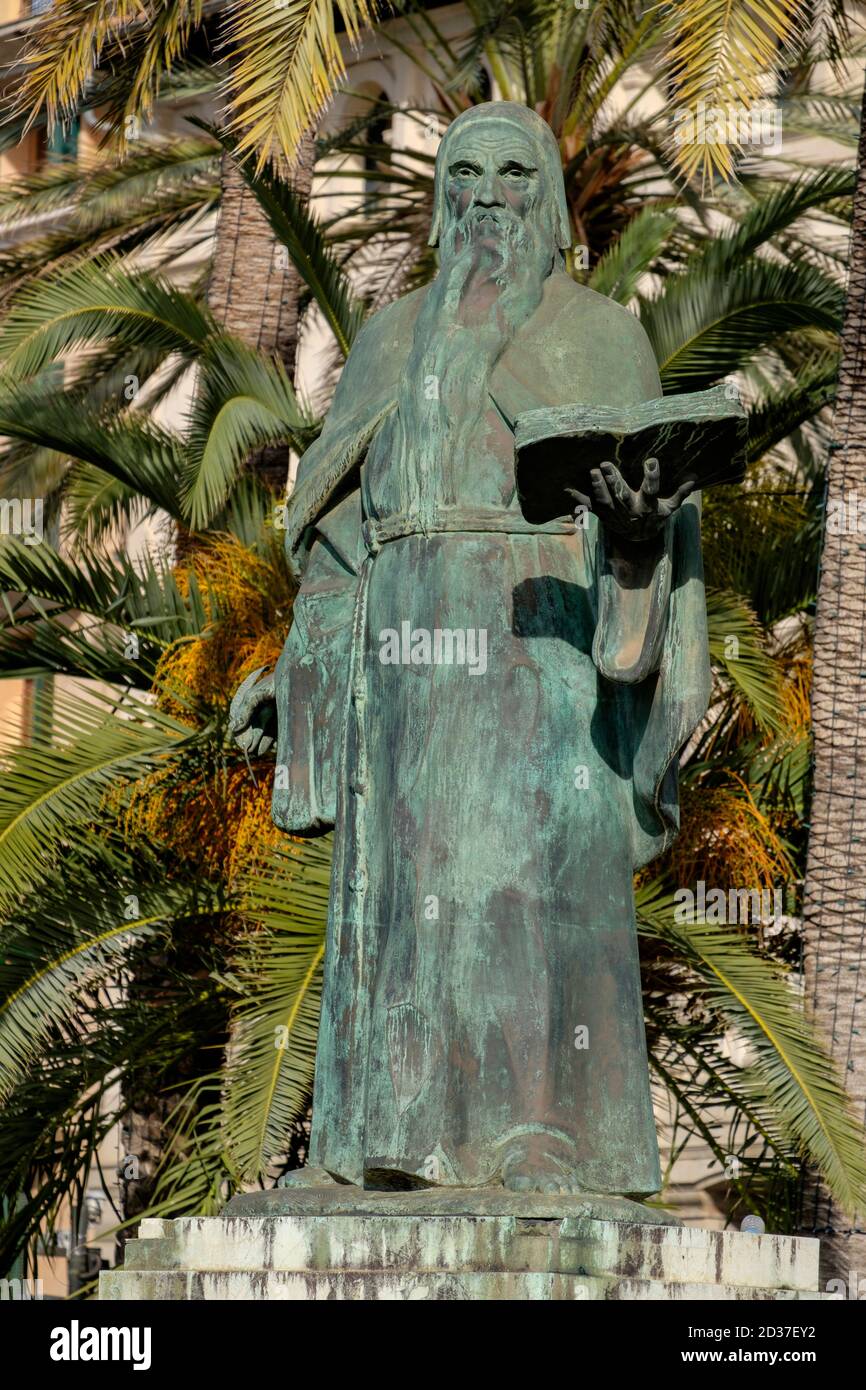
[427,102,571,260]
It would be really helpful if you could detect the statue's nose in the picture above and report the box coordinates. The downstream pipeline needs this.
[474,171,504,206]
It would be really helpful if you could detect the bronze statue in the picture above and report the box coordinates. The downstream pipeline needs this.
[231,103,721,1203]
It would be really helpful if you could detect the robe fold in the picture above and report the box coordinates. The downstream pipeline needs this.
[275,270,710,1192]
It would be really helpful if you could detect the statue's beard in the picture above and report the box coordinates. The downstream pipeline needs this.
[435,202,553,336]
[394,204,555,493]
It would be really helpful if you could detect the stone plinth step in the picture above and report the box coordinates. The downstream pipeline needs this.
[120,1213,817,1292]
[100,1192,825,1301]
[100,1268,824,1301]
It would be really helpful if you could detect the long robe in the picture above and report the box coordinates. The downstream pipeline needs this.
[276,270,710,1193]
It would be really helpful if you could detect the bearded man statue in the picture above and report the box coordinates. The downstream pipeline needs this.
[231,102,710,1203]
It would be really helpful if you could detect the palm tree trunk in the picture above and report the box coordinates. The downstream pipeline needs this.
[800,71,866,1287]
[207,134,315,492]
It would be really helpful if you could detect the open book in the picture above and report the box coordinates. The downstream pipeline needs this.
[514,383,747,525]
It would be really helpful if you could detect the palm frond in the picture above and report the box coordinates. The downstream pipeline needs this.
[183,337,315,527]
[0,382,186,519]
[638,882,866,1217]
[662,0,814,184]
[745,357,838,463]
[642,257,844,392]
[589,206,676,304]
[223,0,376,168]
[0,257,217,381]
[0,690,196,910]
[13,0,205,139]
[0,535,208,683]
[705,587,788,735]
[221,839,331,1179]
[712,165,856,266]
[0,878,219,1102]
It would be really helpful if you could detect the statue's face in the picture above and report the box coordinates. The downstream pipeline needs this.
[442,121,544,251]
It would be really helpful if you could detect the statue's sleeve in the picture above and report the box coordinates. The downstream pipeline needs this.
[272,308,399,833]
[577,312,711,867]
[273,493,362,835]
[272,327,376,833]
[586,492,710,868]
[584,312,676,686]
[591,525,673,684]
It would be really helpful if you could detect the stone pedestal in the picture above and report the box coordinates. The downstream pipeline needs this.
[100,1189,826,1300]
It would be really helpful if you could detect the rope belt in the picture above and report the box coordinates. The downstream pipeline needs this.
[361,506,574,555]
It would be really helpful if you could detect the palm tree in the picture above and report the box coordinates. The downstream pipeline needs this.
[0,307,326,1265]
[0,132,222,532]
[1,1,355,1229]
[8,0,377,306]
[800,69,866,1284]
[3,1,347,501]
[5,0,845,397]
[6,6,852,520]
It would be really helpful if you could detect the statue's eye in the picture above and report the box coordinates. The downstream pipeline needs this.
[501,164,531,180]
[450,162,478,178]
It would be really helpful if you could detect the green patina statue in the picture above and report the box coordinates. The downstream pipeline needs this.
[231,102,715,1205]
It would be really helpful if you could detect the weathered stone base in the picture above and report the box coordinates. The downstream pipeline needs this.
[100,1188,826,1301]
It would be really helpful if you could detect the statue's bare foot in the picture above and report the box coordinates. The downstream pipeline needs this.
[501,1150,583,1195]
[224,1165,353,1216]
[277,1165,350,1189]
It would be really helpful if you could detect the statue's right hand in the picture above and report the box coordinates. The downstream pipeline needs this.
[229,667,277,757]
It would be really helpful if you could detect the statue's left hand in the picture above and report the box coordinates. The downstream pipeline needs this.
[573,458,694,543]
[229,667,277,757]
